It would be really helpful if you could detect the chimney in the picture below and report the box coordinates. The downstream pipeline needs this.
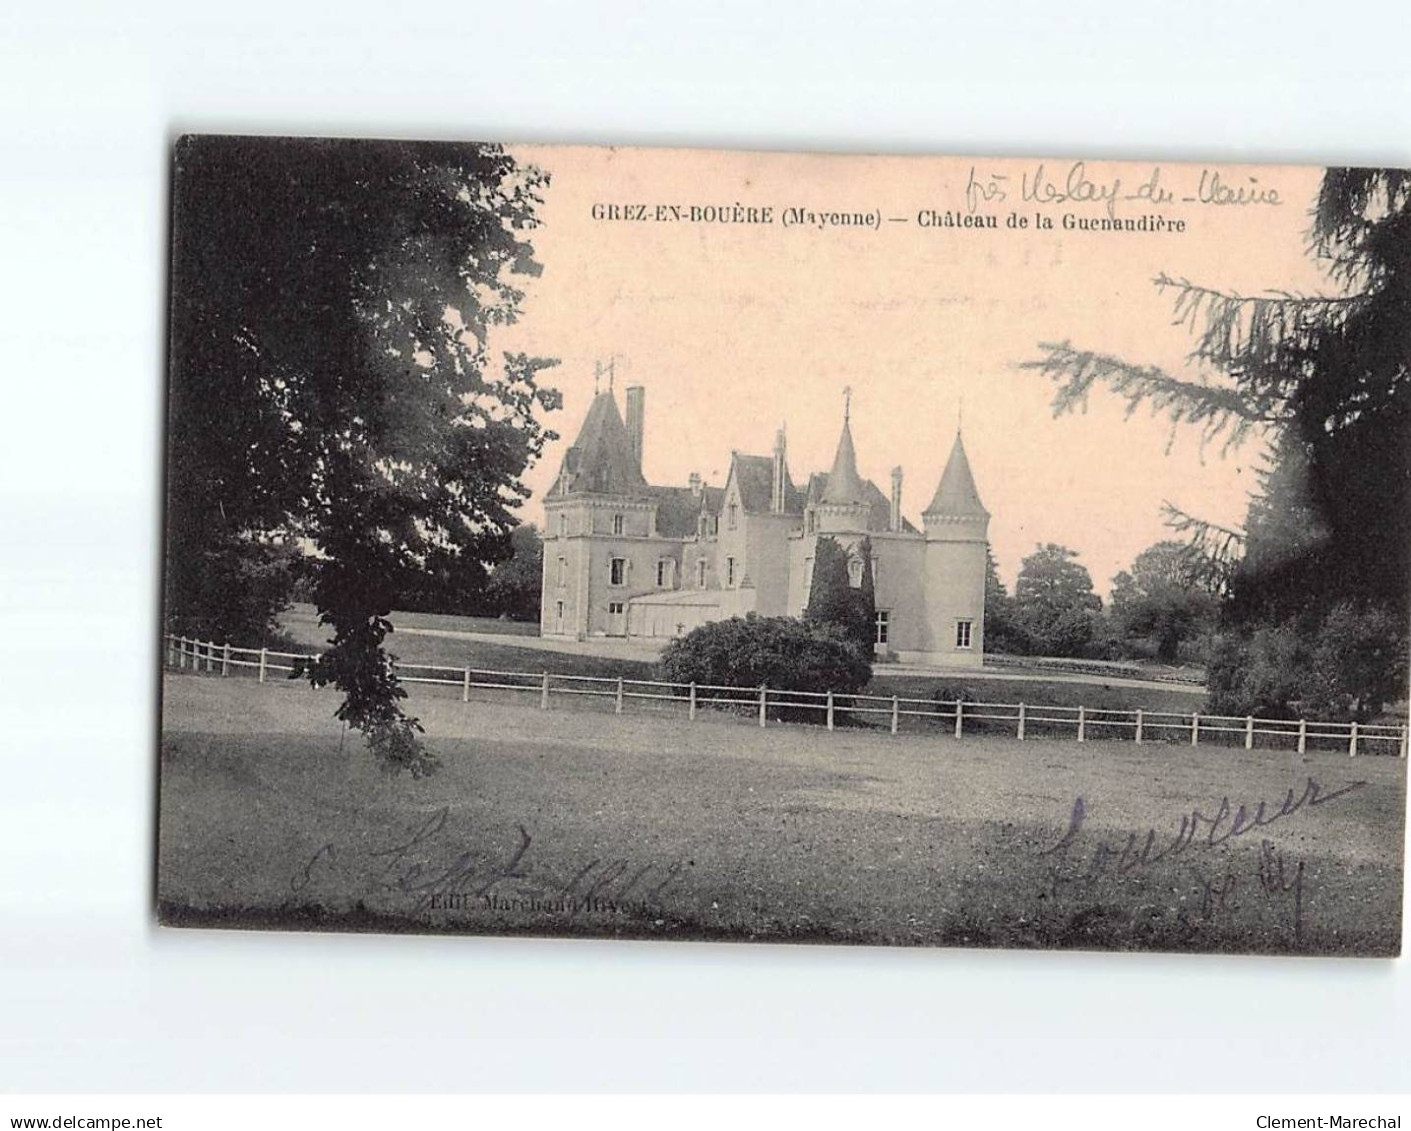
[688,472,702,496]
[624,385,645,472]
[890,466,903,532]
[772,427,787,514]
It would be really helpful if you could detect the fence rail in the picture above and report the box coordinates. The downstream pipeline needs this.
[162,634,1409,758]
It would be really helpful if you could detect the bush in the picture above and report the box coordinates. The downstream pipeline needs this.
[658,614,872,712]
[1206,603,1409,722]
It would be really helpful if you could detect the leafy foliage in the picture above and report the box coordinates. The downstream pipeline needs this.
[804,535,874,655]
[1207,605,1408,722]
[1011,543,1104,658]
[165,137,560,772]
[658,614,873,697]
[483,523,545,620]
[982,545,1027,654]
[1110,540,1219,663]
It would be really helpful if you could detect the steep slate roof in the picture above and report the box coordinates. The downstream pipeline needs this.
[819,419,869,505]
[805,471,918,534]
[647,485,705,537]
[730,453,804,515]
[924,432,988,517]
[551,391,647,497]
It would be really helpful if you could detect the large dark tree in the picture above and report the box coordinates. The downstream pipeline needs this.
[1110,540,1219,663]
[1012,543,1103,658]
[165,136,560,774]
[804,536,873,657]
[1024,170,1410,715]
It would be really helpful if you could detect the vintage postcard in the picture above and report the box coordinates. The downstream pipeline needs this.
[158,137,1408,955]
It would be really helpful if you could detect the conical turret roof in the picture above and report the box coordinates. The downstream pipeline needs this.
[552,390,648,496]
[820,418,869,505]
[924,432,988,517]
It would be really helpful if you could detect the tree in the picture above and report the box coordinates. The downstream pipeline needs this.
[166,137,560,775]
[804,536,873,656]
[1024,170,1410,713]
[1012,544,1104,658]
[484,523,544,620]
[983,545,1027,654]
[1110,540,1218,663]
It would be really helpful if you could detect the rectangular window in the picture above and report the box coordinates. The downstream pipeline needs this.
[955,619,973,649]
[875,610,890,646]
[612,514,625,536]
[728,503,738,530]
[558,513,568,537]
[726,557,736,587]
[556,556,566,587]
[656,559,671,587]
[610,557,626,586]
[554,601,564,633]
[697,559,708,587]
[608,601,625,614]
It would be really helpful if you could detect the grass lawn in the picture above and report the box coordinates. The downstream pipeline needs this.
[276,603,1211,719]
[157,674,1405,955]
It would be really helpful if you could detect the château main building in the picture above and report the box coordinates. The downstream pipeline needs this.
[540,381,990,667]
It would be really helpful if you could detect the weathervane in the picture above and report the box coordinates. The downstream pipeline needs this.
[594,358,616,395]
[843,385,852,422]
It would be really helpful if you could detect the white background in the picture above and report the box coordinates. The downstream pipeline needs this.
[2,0,1409,1094]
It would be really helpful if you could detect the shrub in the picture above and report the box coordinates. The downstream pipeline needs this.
[1206,603,1408,722]
[658,614,872,707]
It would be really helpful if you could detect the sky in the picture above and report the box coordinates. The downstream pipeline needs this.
[495,146,1332,598]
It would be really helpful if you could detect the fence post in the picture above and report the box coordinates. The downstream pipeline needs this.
[1349,721,1359,758]
[1297,718,1307,755]
[1017,702,1026,742]
[689,682,697,722]
[1135,708,1143,745]
[1191,712,1200,747]
[462,667,470,703]
[759,685,767,728]
[257,647,267,684]
[826,691,835,731]
[221,642,230,677]
[178,637,187,670]
[891,695,899,735]
[954,699,963,740]
[205,640,215,673]
[615,677,624,715]
[1245,716,1254,751]
[1077,705,1086,743]
[540,672,550,710]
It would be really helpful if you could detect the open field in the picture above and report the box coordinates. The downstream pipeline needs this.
[157,674,1405,954]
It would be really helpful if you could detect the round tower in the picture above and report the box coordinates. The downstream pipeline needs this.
[921,432,989,666]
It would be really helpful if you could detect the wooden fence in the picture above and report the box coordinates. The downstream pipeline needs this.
[163,634,1409,758]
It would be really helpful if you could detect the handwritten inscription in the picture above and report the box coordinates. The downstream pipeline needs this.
[1038,776,1365,937]
[965,160,1281,218]
[292,806,690,918]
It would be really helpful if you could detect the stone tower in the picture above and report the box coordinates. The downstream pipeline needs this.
[920,431,989,665]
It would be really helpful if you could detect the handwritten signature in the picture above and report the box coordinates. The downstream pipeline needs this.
[965,161,1282,218]
[1037,776,1363,937]
[291,806,690,915]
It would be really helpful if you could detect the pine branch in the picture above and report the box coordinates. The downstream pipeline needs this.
[1018,341,1282,452]
[1161,501,1244,595]
[1153,273,1365,395]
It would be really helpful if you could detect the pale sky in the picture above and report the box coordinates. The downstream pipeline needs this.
[495,146,1332,599]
